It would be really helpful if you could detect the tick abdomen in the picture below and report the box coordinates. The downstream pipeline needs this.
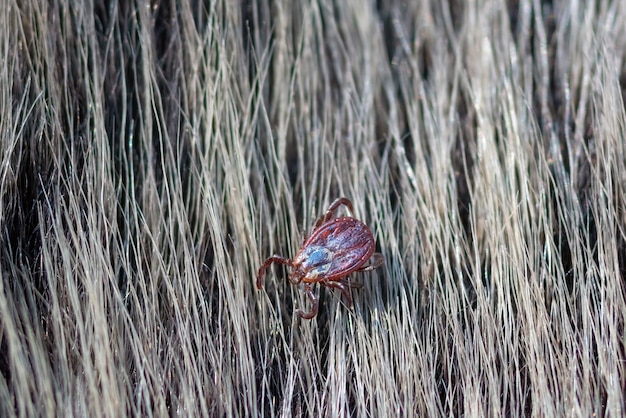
[296,218,375,281]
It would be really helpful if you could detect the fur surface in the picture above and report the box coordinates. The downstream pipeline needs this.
[1,1,625,416]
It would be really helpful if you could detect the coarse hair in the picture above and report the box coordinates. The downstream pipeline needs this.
[1,0,625,416]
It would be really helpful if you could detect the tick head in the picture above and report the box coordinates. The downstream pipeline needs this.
[289,263,306,284]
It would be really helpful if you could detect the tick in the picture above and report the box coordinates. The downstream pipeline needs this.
[257,197,384,319]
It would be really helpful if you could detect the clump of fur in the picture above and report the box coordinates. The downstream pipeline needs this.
[1,1,625,416]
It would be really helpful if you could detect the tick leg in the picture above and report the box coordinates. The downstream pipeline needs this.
[313,197,354,229]
[256,255,293,289]
[296,284,319,319]
[355,253,384,272]
[323,280,354,308]
[342,278,363,289]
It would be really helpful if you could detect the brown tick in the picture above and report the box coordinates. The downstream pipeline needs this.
[257,197,384,319]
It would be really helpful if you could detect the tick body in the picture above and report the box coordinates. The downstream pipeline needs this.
[257,197,384,319]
